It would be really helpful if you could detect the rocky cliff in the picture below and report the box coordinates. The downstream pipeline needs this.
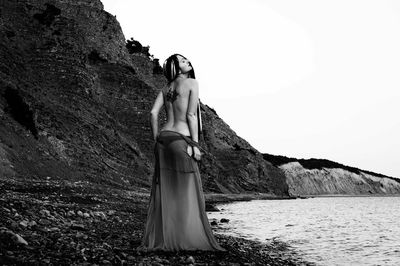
[0,0,289,195]
[263,154,400,196]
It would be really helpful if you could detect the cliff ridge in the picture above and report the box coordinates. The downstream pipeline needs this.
[0,0,288,196]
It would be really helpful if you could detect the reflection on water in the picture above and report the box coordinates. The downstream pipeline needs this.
[208,196,400,266]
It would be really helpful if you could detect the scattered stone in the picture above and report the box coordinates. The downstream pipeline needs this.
[40,209,51,217]
[94,211,107,220]
[67,210,75,217]
[76,232,88,239]
[77,210,84,217]
[107,210,116,216]
[19,220,29,228]
[103,242,112,249]
[70,223,85,231]
[205,203,220,212]
[47,215,57,221]
[53,212,63,219]
[10,222,19,230]
[211,220,218,226]
[220,218,230,223]
[0,227,29,246]
[38,219,51,226]
[28,221,37,227]
[186,256,195,264]
[83,212,90,218]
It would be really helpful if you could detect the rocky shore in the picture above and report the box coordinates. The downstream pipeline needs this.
[0,177,312,265]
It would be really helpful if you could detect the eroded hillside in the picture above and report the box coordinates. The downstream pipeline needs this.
[0,0,289,195]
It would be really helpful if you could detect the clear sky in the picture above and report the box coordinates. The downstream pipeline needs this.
[102,0,400,178]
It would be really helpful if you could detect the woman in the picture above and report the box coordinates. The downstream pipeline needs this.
[139,54,226,252]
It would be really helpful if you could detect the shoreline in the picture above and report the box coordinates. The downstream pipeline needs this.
[204,192,400,207]
[300,193,400,198]
[203,193,312,265]
[205,192,295,204]
[205,192,400,266]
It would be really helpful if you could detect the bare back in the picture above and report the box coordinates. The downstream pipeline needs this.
[160,78,195,136]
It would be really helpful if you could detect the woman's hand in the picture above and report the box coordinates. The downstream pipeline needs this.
[192,146,201,161]
[186,145,202,161]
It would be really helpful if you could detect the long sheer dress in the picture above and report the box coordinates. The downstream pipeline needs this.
[139,129,226,251]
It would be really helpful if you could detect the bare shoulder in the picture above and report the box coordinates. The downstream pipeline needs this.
[184,78,199,91]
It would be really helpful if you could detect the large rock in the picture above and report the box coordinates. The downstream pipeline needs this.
[0,227,29,247]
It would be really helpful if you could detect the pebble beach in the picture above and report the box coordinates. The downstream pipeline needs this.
[0,177,311,265]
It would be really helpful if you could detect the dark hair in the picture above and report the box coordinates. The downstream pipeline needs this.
[163,54,195,82]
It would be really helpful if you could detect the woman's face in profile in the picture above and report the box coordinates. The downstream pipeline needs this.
[177,55,192,74]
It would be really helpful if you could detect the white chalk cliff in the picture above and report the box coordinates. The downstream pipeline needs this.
[280,162,400,196]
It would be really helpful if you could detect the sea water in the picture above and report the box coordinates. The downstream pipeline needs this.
[207,196,400,266]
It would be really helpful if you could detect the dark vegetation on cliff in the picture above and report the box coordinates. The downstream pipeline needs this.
[125,38,163,75]
[263,153,399,181]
